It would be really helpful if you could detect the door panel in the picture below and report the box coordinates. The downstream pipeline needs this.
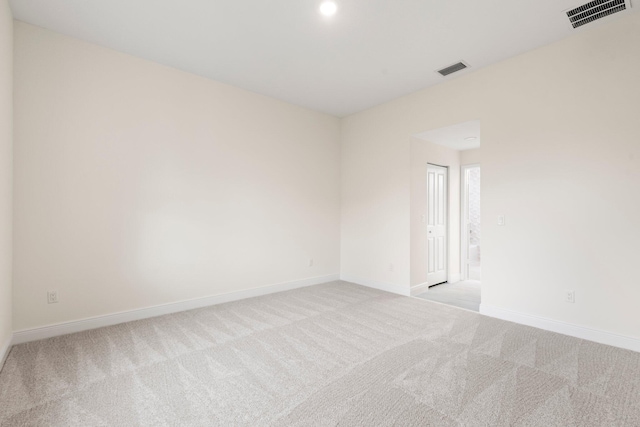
[428,238,435,274]
[427,164,448,286]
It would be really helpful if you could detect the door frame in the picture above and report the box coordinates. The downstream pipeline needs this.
[461,164,480,281]
[426,163,449,287]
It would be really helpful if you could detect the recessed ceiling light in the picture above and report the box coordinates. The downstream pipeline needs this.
[464,137,478,142]
[319,1,338,17]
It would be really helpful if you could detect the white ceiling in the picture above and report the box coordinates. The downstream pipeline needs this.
[415,120,481,151]
[9,0,636,117]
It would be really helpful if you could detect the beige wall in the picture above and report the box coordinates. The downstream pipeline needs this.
[410,140,461,287]
[13,22,341,331]
[460,148,481,166]
[342,12,640,339]
[0,0,12,350]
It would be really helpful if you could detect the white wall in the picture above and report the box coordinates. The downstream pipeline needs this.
[13,22,341,331]
[341,12,640,340]
[410,140,461,287]
[0,0,13,352]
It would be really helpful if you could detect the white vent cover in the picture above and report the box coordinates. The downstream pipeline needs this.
[566,0,631,28]
[436,62,469,77]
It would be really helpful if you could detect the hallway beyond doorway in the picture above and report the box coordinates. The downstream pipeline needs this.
[414,280,481,312]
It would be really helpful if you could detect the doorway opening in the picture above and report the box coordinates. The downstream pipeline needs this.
[410,120,481,312]
[462,165,481,281]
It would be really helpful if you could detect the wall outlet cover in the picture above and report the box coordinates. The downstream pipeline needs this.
[47,290,59,304]
[565,290,575,304]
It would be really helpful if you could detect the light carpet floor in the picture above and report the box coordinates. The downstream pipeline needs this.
[1,281,639,426]
[415,281,482,312]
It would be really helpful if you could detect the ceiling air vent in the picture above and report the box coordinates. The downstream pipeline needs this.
[437,61,468,77]
[566,0,630,29]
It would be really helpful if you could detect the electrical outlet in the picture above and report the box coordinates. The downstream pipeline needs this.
[498,215,506,226]
[309,258,314,267]
[565,290,575,304]
[47,290,58,304]
[389,263,394,272]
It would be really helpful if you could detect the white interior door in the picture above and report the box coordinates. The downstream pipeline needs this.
[427,164,448,286]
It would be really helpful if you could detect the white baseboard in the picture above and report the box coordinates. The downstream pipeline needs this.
[12,274,340,345]
[340,274,410,296]
[0,333,13,373]
[410,282,430,296]
[480,304,640,353]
